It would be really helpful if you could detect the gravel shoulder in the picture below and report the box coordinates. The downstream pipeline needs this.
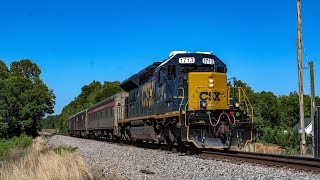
[48,135,320,180]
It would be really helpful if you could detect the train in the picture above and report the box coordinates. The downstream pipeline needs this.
[68,51,254,151]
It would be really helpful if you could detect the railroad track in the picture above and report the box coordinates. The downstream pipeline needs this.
[200,150,320,172]
[47,133,320,173]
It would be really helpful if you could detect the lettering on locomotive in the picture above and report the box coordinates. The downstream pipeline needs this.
[202,58,215,65]
[199,91,221,101]
[142,81,155,107]
[179,57,195,64]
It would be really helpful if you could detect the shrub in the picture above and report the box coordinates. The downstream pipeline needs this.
[54,146,78,155]
[0,134,32,160]
[259,127,301,151]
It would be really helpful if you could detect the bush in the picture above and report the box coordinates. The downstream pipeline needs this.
[13,134,33,149]
[259,127,301,151]
[54,146,78,155]
[0,134,32,160]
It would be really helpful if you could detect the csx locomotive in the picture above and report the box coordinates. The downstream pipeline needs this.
[68,51,254,150]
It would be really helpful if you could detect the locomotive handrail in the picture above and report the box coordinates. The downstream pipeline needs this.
[240,87,254,123]
[178,87,185,124]
[227,87,254,123]
[184,99,189,127]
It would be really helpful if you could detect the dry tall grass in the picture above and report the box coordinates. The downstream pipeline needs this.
[0,136,92,180]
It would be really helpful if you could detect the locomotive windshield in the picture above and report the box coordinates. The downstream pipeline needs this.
[180,65,226,74]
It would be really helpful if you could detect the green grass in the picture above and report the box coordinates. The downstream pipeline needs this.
[54,146,78,155]
[0,134,33,161]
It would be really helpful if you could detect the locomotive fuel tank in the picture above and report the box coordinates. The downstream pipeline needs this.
[130,126,159,142]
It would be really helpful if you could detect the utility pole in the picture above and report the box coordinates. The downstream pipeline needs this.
[310,61,315,157]
[297,0,307,155]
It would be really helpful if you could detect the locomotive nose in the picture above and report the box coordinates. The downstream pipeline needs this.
[188,72,228,111]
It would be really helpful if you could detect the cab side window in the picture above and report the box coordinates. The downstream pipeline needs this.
[167,65,176,80]
[157,67,165,85]
[217,66,226,73]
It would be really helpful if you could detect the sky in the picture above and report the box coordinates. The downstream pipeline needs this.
[0,0,319,114]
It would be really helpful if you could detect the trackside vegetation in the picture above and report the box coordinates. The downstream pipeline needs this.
[0,136,92,180]
[0,134,33,160]
[0,60,86,179]
[0,60,55,138]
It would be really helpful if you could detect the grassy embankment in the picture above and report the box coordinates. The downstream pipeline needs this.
[0,135,92,180]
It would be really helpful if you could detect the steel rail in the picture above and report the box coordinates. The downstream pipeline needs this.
[200,150,320,172]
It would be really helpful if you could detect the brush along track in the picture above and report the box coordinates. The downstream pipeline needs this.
[200,150,320,173]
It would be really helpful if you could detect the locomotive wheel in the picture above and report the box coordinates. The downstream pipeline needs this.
[186,145,195,155]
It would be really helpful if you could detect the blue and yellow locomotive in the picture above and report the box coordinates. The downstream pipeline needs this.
[68,51,254,150]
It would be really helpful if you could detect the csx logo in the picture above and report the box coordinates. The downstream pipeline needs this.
[200,92,221,101]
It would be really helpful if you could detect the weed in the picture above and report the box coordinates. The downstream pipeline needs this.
[0,134,32,161]
[54,146,78,155]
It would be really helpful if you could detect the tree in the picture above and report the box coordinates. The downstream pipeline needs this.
[255,91,280,128]
[278,92,300,128]
[41,115,59,129]
[0,60,55,138]
[0,61,9,137]
[95,81,123,102]
[0,60,9,80]
[10,59,41,79]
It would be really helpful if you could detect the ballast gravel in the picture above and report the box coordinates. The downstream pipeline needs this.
[48,135,320,180]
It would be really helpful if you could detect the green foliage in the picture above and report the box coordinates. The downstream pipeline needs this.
[260,127,300,148]
[0,60,9,80]
[57,80,123,132]
[0,134,32,160]
[255,92,279,127]
[0,60,55,138]
[54,146,78,155]
[10,59,41,79]
[0,122,9,138]
[41,115,59,129]
[259,127,314,155]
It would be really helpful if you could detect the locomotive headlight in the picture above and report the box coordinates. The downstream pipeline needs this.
[235,102,240,108]
[209,83,214,88]
[200,101,207,108]
[209,79,214,83]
